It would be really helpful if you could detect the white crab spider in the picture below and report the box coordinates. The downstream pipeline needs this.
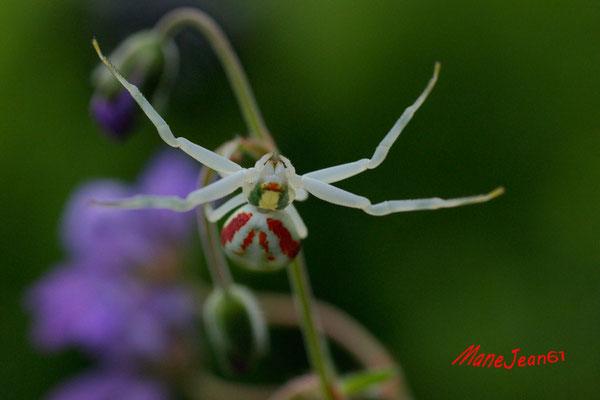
[92,40,503,271]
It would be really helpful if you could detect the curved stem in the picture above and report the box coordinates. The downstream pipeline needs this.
[258,292,413,400]
[190,372,277,400]
[194,135,274,289]
[288,254,340,400]
[196,166,233,290]
[154,7,275,148]
[151,9,408,400]
[187,287,412,400]
[154,11,337,391]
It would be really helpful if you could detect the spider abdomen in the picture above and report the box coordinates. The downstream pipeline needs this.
[221,204,301,271]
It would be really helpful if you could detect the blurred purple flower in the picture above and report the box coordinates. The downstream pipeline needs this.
[60,180,151,268]
[26,264,193,362]
[46,371,170,400]
[91,89,138,140]
[61,150,199,271]
[136,149,201,246]
[26,149,200,365]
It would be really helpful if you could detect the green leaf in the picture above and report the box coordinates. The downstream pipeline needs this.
[339,367,397,396]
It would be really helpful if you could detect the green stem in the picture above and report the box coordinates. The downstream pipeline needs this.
[154,7,275,148]
[155,11,338,397]
[259,292,412,400]
[288,254,338,400]
[196,166,233,291]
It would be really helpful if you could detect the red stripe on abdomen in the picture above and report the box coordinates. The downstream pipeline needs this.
[241,230,255,251]
[221,212,252,245]
[267,218,301,259]
[259,231,275,261]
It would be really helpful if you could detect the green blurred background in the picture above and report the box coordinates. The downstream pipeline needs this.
[2,0,599,398]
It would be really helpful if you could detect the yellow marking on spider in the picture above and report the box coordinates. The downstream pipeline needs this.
[258,190,281,210]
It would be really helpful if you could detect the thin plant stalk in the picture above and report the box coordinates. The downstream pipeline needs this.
[288,254,339,400]
[154,7,275,148]
[156,9,339,398]
[259,292,412,400]
[196,166,233,290]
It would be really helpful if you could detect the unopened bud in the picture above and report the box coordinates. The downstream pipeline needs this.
[90,31,178,140]
[203,285,268,375]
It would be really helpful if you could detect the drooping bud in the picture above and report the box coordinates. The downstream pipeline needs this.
[90,30,178,140]
[202,285,268,375]
[90,88,137,137]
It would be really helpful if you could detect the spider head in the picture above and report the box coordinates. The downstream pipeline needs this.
[243,154,297,211]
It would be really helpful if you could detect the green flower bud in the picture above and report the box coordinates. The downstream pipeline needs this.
[203,285,268,375]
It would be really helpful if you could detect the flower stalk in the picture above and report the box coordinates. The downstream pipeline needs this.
[159,8,341,398]
[197,166,233,291]
[154,8,275,149]
[288,255,339,400]
[31,5,434,399]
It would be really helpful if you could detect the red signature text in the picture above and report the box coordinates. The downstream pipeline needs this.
[452,345,565,369]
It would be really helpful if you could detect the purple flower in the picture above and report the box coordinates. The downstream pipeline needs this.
[26,150,200,364]
[136,150,201,246]
[46,371,170,400]
[91,89,138,140]
[27,263,128,352]
[26,264,193,362]
[60,179,151,268]
[60,150,199,271]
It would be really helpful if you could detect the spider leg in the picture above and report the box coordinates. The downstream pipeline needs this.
[303,62,440,184]
[285,204,308,239]
[92,39,242,176]
[301,176,503,216]
[204,193,246,222]
[92,169,248,211]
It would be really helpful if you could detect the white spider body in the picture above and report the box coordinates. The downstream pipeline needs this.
[221,204,301,271]
[93,40,503,271]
